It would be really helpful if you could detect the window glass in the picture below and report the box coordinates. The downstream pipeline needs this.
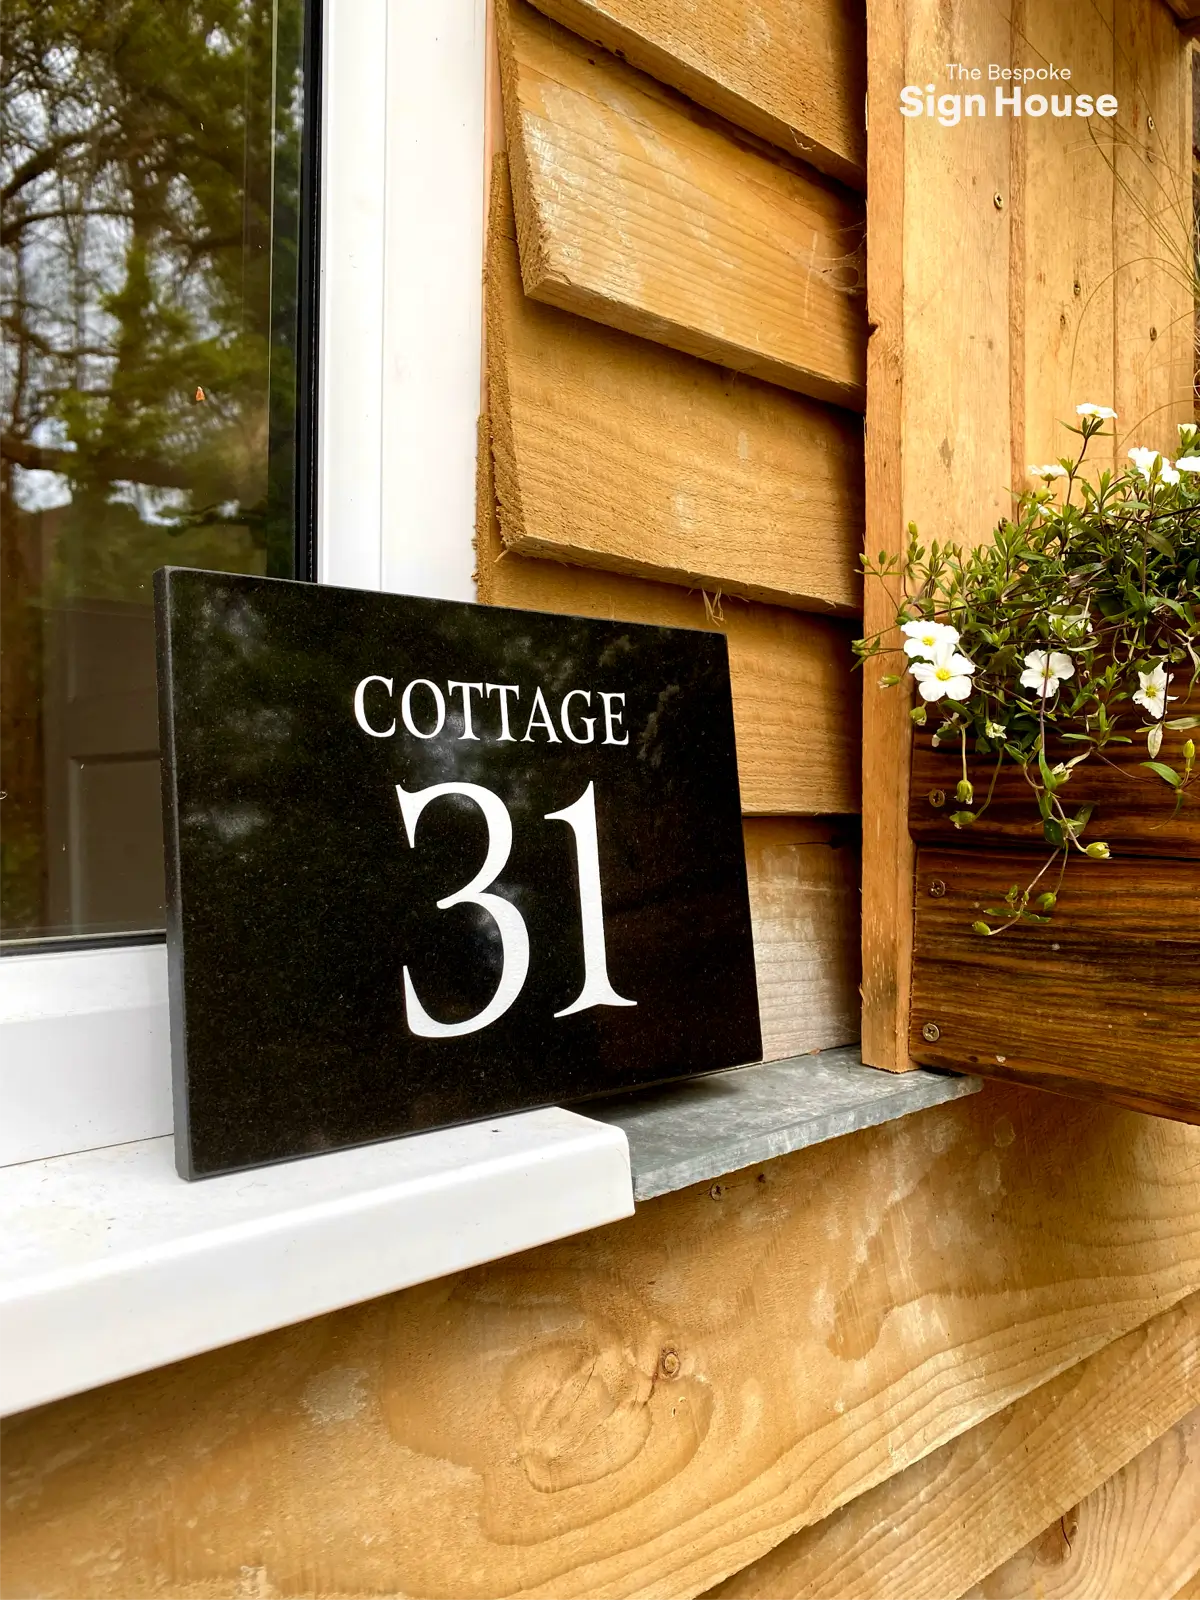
[1,0,317,945]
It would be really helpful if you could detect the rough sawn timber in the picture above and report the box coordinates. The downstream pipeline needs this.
[487,166,865,614]
[476,415,862,815]
[743,818,861,1062]
[703,1291,1200,1600]
[909,711,1200,859]
[963,1407,1200,1600]
[525,0,867,188]
[497,0,867,408]
[4,1083,1200,1598]
[910,846,1200,1122]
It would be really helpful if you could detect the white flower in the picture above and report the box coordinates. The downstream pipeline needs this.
[1175,455,1200,472]
[901,618,960,660]
[1028,463,1069,480]
[909,642,976,703]
[1127,446,1178,484]
[1050,608,1093,643]
[985,720,1007,739]
[1076,403,1117,419]
[1019,649,1076,698]
[1132,661,1173,720]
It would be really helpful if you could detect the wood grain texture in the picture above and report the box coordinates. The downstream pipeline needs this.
[704,1292,1200,1600]
[860,0,1012,1071]
[1114,0,1194,457]
[964,1408,1200,1600]
[910,846,1200,1122]
[526,0,867,188]
[5,1083,1200,1599]
[743,817,860,1062]
[497,0,867,407]
[487,164,865,614]
[909,712,1200,858]
[477,415,862,814]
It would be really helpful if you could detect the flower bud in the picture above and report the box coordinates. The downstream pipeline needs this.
[910,704,928,726]
[971,921,992,936]
[1186,740,1196,763]
[956,779,974,804]
[1085,841,1111,859]
[879,674,901,689]
[1036,892,1057,911]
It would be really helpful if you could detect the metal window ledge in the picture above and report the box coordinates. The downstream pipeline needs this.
[0,1050,978,1415]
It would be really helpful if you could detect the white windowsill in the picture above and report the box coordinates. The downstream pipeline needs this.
[0,1109,633,1416]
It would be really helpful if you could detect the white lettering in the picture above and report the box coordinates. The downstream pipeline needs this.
[600,692,629,746]
[560,689,596,744]
[996,86,1021,114]
[485,682,520,741]
[547,783,636,1017]
[521,685,562,743]
[1096,94,1117,117]
[1025,92,1048,116]
[400,679,446,740]
[353,676,395,738]
[899,84,923,117]
[447,681,484,740]
[396,783,529,1037]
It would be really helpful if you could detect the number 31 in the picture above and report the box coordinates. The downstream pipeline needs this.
[395,780,636,1038]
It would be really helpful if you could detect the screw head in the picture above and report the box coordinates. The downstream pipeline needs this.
[709,1182,725,1200]
[659,1348,681,1378]
[928,789,946,809]
[1149,326,1158,341]
[922,1022,941,1043]
[1073,280,1082,297]
[993,192,1005,210]
[1148,114,1155,131]
[929,879,947,898]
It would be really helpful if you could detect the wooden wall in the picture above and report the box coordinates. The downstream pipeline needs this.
[479,0,870,1063]
[5,1081,1200,1598]
[862,0,1195,1072]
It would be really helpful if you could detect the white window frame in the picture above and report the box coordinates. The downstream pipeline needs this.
[0,0,487,1167]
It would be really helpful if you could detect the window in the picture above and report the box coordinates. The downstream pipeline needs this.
[0,0,486,1167]
[2,0,320,947]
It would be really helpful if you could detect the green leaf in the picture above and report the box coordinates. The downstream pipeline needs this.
[1141,760,1182,788]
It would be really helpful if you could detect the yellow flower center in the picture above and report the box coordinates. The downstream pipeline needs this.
[935,666,952,681]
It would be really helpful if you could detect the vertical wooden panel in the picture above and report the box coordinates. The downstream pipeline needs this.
[1016,0,1117,480]
[861,0,1012,1071]
[1114,0,1194,455]
[743,819,861,1063]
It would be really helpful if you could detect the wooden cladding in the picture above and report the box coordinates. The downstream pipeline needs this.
[910,846,1200,1123]
[488,177,864,614]
[497,0,867,408]
[7,1085,1200,1599]
[706,1293,1200,1600]
[744,818,861,1061]
[477,419,862,815]
[526,0,867,188]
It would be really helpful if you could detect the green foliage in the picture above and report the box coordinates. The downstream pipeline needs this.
[855,413,1199,935]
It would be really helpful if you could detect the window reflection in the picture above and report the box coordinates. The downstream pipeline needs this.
[1,0,316,942]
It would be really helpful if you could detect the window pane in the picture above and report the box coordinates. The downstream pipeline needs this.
[1,0,318,945]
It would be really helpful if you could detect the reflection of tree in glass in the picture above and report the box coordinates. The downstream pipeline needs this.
[1,0,307,932]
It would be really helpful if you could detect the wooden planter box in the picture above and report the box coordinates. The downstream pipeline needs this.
[907,722,1200,1123]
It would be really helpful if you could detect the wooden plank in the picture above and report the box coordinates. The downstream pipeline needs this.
[497,0,867,408]
[909,713,1200,859]
[525,0,866,189]
[964,1408,1200,1600]
[1014,0,1116,485]
[1114,0,1194,458]
[4,1083,1200,1599]
[910,846,1200,1122]
[487,165,865,615]
[743,818,860,1062]
[476,416,862,815]
[860,0,1012,1072]
[704,1293,1200,1600]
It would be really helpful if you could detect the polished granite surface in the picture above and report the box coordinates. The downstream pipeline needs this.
[156,570,761,1177]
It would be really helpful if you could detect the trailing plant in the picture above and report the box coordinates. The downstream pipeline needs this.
[856,406,1200,936]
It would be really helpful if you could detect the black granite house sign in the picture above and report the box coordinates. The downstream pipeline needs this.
[155,569,762,1177]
